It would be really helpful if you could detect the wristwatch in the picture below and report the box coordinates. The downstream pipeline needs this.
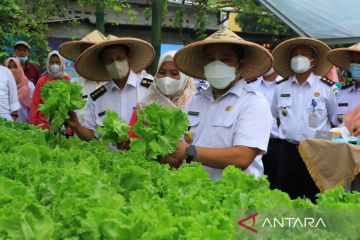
[185,145,197,163]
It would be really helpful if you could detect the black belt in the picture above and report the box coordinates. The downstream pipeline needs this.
[269,138,282,144]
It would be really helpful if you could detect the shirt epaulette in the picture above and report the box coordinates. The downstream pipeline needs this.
[341,80,356,90]
[141,78,153,88]
[276,77,289,84]
[320,77,335,87]
[90,85,107,101]
[246,78,258,84]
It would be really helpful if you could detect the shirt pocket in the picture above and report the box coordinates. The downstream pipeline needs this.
[212,110,237,127]
[277,97,292,119]
[210,110,237,147]
[306,99,327,121]
[336,103,349,124]
[187,114,200,142]
[95,110,106,127]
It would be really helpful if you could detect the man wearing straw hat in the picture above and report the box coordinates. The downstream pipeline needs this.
[168,28,273,179]
[271,37,337,201]
[59,30,107,125]
[67,35,155,141]
[327,43,360,126]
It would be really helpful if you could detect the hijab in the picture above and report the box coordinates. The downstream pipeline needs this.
[46,50,67,79]
[140,51,196,109]
[5,58,31,107]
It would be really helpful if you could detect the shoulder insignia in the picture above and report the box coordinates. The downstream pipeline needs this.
[90,86,107,101]
[246,78,258,84]
[276,77,289,84]
[141,78,153,88]
[341,80,356,90]
[320,77,335,87]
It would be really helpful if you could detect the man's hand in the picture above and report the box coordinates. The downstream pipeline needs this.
[159,156,182,166]
[168,141,187,161]
[67,111,81,130]
[11,112,18,122]
[116,139,131,150]
[352,123,360,136]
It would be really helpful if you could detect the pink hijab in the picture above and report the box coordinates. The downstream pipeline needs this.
[344,104,360,135]
[5,58,31,107]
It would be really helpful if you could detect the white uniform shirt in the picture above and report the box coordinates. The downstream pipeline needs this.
[271,73,337,143]
[0,66,20,121]
[333,81,360,126]
[248,75,283,138]
[17,81,35,123]
[184,80,273,179]
[84,71,149,134]
[71,76,106,125]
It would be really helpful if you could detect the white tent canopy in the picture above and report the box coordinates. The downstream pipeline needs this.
[258,0,360,44]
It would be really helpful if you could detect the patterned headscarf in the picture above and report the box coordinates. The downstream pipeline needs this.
[140,51,196,109]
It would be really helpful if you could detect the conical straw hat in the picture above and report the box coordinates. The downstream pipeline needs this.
[76,35,155,81]
[327,43,360,70]
[273,37,332,77]
[59,30,106,62]
[174,28,273,80]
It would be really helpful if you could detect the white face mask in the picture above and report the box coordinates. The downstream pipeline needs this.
[204,60,237,89]
[49,64,62,74]
[105,60,129,79]
[291,55,313,74]
[156,76,185,96]
[264,67,275,76]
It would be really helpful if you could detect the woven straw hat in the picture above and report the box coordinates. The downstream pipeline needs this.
[173,28,273,80]
[273,37,332,77]
[76,35,155,81]
[327,43,360,70]
[58,30,106,61]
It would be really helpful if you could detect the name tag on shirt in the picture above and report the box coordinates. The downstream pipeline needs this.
[338,102,348,107]
[188,111,199,116]
[280,93,290,97]
[309,112,318,128]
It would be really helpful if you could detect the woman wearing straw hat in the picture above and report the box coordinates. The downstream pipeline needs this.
[67,35,155,141]
[59,30,107,125]
[271,37,338,201]
[327,43,360,126]
[167,28,273,179]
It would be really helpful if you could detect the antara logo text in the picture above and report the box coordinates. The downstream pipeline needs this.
[237,213,327,233]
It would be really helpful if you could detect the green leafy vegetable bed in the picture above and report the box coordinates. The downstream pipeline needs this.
[0,120,359,239]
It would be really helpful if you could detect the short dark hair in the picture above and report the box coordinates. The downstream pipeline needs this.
[203,43,245,63]
[99,44,130,60]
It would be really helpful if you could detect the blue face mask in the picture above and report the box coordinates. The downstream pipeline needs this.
[349,63,360,81]
[16,56,28,63]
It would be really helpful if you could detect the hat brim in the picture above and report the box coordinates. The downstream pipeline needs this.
[59,41,94,62]
[327,48,360,71]
[14,43,31,50]
[273,38,332,78]
[76,38,155,81]
[174,39,273,80]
